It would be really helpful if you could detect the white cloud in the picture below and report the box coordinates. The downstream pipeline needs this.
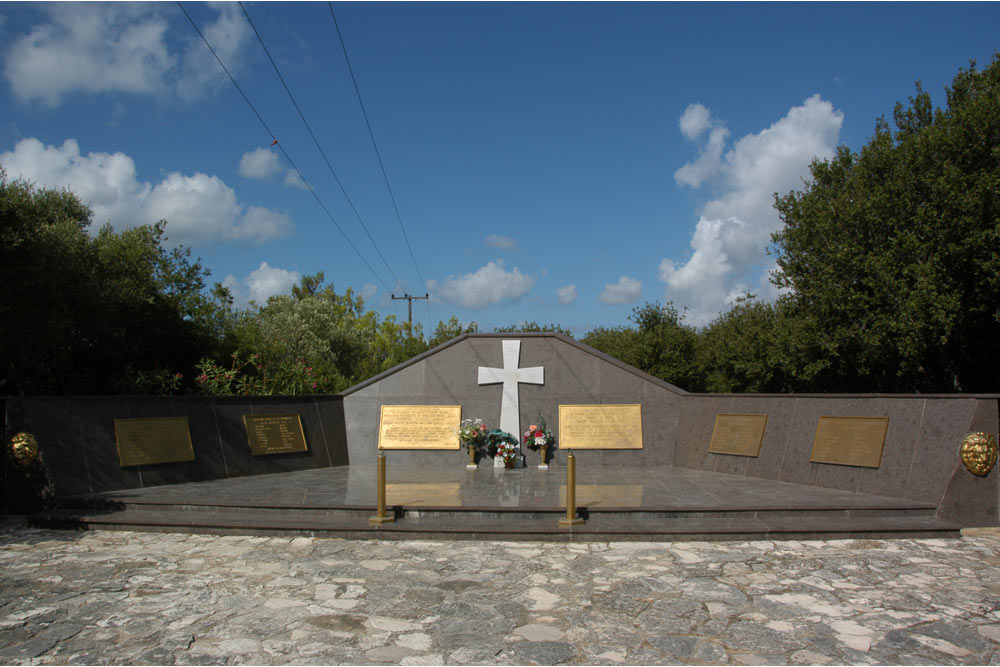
[3,3,251,107]
[1,137,294,247]
[360,283,378,301]
[598,276,642,305]
[238,148,282,180]
[428,260,535,309]
[662,95,843,325]
[224,262,302,307]
[556,284,577,305]
[679,103,712,141]
[239,146,307,190]
[284,170,307,190]
[484,234,517,251]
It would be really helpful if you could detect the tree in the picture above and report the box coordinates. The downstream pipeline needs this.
[197,274,432,395]
[427,316,478,348]
[771,55,1000,392]
[0,170,216,394]
[494,322,573,336]
[582,301,704,390]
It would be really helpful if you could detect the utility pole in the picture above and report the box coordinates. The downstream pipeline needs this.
[391,293,428,333]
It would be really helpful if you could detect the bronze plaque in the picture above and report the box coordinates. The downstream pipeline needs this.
[810,416,889,468]
[708,413,768,457]
[114,417,194,467]
[243,414,308,456]
[558,404,643,450]
[378,405,461,450]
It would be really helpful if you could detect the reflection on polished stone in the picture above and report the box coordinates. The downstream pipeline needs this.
[386,482,462,506]
[559,485,643,507]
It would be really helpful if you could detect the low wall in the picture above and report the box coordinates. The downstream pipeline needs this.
[675,394,999,526]
[4,395,348,498]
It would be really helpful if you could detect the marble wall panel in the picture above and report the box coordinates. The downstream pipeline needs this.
[673,396,733,471]
[14,399,92,496]
[643,387,679,466]
[856,398,924,498]
[904,399,975,503]
[77,398,143,493]
[376,363,427,398]
[176,399,229,482]
[733,396,799,481]
[937,399,999,526]
[316,398,349,467]
[343,395,383,466]
[211,399,265,478]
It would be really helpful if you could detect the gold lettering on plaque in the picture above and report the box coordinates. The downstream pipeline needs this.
[243,414,308,456]
[810,416,889,468]
[378,405,462,450]
[114,417,194,467]
[708,413,768,457]
[558,404,643,450]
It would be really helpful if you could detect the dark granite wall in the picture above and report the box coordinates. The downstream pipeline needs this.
[4,395,348,497]
[340,333,686,468]
[674,394,999,525]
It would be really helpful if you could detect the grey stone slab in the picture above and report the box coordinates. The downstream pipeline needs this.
[642,389,679,466]
[738,396,801,482]
[78,398,143,493]
[905,399,977,504]
[673,396,733,471]
[15,399,92,497]
[856,398,925,498]
[211,399,265,478]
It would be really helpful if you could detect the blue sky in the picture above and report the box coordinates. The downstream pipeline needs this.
[2,2,998,337]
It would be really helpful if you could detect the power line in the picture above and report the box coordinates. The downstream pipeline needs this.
[238,1,402,291]
[175,1,394,294]
[328,2,433,333]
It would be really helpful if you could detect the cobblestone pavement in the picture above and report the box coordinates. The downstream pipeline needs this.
[1,525,999,666]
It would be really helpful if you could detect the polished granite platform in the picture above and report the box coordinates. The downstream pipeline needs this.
[37,465,960,541]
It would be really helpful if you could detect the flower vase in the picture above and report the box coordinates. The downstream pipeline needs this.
[467,447,477,469]
[538,445,549,469]
[505,459,515,469]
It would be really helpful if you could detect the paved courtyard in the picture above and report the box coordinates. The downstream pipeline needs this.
[1,523,999,665]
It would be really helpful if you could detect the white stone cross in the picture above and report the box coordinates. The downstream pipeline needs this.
[477,339,544,467]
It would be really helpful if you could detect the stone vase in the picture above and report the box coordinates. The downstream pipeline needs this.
[539,445,549,467]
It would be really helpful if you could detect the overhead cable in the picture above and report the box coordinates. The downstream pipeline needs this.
[238,1,402,290]
[175,1,393,294]
[328,2,432,331]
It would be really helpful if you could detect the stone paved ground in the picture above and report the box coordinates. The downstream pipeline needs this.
[1,525,999,666]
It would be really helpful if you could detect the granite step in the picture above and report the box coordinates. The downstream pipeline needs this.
[31,502,960,542]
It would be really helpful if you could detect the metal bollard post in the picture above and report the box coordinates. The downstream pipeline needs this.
[369,451,395,525]
[558,452,584,526]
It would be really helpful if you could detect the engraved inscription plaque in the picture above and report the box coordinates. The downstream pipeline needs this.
[810,416,889,468]
[708,413,768,457]
[378,405,462,450]
[558,404,643,450]
[243,414,308,456]
[114,417,194,467]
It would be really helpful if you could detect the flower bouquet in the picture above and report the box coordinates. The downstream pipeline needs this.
[458,418,489,466]
[485,429,519,467]
[523,414,556,467]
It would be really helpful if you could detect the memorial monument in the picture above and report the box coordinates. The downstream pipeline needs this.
[4,332,998,535]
